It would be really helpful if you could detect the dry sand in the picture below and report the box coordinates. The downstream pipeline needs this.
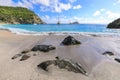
[0,30,120,80]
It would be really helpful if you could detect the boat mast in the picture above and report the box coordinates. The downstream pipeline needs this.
[57,14,60,24]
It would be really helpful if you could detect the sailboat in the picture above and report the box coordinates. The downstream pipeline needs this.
[57,20,60,24]
[57,15,60,24]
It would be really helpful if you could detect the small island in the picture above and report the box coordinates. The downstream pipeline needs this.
[0,6,44,24]
[70,21,79,24]
[107,18,120,28]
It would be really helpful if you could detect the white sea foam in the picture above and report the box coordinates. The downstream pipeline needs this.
[1,25,120,37]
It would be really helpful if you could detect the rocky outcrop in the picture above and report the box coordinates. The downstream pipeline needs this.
[0,6,44,24]
[37,59,87,75]
[61,36,81,45]
[31,45,56,52]
[107,18,120,28]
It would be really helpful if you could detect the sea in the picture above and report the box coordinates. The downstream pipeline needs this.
[0,24,120,36]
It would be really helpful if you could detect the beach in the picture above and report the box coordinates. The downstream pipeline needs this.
[1,30,120,80]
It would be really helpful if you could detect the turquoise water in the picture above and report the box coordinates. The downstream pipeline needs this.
[0,24,120,34]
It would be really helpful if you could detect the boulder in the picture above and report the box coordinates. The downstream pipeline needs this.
[21,50,30,54]
[37,59,87,75]
[11,53,22,59]
[37,60,53,71]
[61,36,81,45]
[107,18,120,28]
[31,45,56,52]
[20,55,30,61]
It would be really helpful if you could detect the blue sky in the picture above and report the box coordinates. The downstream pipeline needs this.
[0,0,120,24]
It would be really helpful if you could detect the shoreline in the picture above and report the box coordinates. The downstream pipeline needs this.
[0,24,119,37]
[0,24,115,36]
[1,28,120,38]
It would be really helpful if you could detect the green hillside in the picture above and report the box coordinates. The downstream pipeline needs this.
[0,6,44,24]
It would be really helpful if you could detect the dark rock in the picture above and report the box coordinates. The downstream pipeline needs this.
[31,45,56,52]
[115,58,120,63]
[55,56,59,60]
[19,55,30,61]
[102,51,114,56]
[37,60,53,71]
[37,59,87,75]
[61,36,81,45]
[11,53,22,59]
[21,50,30,54]
[107,18,120,28]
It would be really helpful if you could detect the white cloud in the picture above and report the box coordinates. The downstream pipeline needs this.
[59,3,72,10]
[73,5,81,9]
[93,9,105,17]
[118,0,120,3]
[0,0,81,13]
[55,3,72,13]
[32,0,73,13]
[69,0,77,3]
[16,0,33,9]
[0,0,34,9]
[93,9,120,24]
[105,11,120,19]
[41,15,50,19]
[93,9,120,19]
[100,9,105,12]
[114,0,120,5]
[0,0,14,6]
[73,16,82,21]
[93,11,101,16]
[31,0,50,6]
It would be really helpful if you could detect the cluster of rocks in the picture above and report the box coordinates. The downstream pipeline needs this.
[102,51,120,64]
[11,45,56,61]
[31,45,56,52]
[11,35,120,75]
[11,36,88,75]
[12,36,81,61]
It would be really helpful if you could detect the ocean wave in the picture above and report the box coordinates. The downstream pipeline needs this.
[0,25,37,35]
[1,25,120,37]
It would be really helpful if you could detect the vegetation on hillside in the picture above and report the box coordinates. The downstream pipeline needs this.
[0,6,44,24]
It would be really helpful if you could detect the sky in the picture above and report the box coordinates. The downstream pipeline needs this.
[0,0,120,24]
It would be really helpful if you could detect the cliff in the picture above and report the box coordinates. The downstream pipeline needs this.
[0,6,44,24]
[107,18,120,28]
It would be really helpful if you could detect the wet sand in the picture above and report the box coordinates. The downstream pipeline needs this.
[0,30,120,80]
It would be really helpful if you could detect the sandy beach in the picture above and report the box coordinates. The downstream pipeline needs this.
[1,30,120,80]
